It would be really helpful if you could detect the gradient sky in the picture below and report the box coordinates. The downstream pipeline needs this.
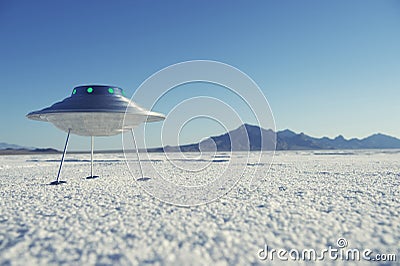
[1,0,399,150]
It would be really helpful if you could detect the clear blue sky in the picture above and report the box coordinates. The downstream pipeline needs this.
[1,0,399,150]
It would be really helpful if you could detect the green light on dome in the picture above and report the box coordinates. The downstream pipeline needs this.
[72,89,77,94]
[87,87,93,93]
[108,88,114,94]
[121,90,125,96]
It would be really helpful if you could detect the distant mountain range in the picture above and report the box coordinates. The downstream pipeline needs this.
[0,142,34,150]
[2,124,400,154]
[148,124,400,152]
[0,142,58,155]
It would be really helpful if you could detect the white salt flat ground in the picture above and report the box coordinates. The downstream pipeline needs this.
[0,150,399,265]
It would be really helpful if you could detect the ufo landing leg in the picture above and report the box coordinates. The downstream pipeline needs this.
[50,129,70,185]
[130,129,150,181]
[86,136,99,179]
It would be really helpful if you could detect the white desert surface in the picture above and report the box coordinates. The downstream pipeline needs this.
[0,150,399,265]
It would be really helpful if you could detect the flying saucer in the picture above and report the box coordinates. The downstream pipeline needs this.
[27,85,165,136]
[27,85,165,185]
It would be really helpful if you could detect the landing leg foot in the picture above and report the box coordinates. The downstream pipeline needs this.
[86,175,99,179]
[49,180,67,185]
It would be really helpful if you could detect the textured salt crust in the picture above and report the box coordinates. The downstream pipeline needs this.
[0,150,399,265]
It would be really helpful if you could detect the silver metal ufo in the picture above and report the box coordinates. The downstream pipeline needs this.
[27,85,165,136]
[27,85,165,185]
